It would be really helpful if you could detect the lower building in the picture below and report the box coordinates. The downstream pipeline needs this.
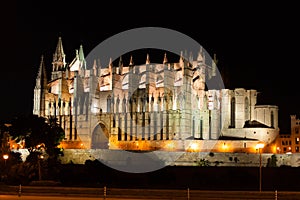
[275,115,300,154]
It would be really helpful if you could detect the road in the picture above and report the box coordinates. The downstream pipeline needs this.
[1,187,300,199]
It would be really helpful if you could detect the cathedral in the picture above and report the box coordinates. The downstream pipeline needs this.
[33,37,279,152]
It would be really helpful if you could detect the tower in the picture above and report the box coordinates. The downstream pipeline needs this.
[33,55,47,117]
[51,37,66,80]
[180,53,193,140]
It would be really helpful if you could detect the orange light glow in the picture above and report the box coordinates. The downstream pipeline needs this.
[256,143,264,149]
[190,143,199,151]
[222,143,228,151]
[3,154,9,160]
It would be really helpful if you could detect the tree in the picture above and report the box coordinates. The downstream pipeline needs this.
[266,154,278,167]
[197,158,210,167]
[0,122,10,154]
[8,114,64,156]
[8,114,65,181]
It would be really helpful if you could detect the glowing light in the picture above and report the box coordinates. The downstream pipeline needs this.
[272,145,277,153]
[222,143,228,151]
[3,154,9,160]
[165,142,175,150]
[190,143,198,151]
[256,143,264,149]
[40,155,44,159]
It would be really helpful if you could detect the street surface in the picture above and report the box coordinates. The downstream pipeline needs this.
[1,186,300,199]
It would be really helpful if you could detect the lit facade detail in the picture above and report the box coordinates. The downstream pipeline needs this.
[275,115,300,154]
[32,37,279,152]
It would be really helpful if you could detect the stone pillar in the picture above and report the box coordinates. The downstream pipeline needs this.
[210,109,220,139]
[150,112,155,140]
[121,113,125,141]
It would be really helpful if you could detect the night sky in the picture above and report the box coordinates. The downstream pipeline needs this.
[4,1,299,133]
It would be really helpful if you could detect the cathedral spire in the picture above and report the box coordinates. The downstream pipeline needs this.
[52,36,66,71]
[37,55,47,88]
[146,54,150,64]
[55,37,65,59]
[33,55,48,116]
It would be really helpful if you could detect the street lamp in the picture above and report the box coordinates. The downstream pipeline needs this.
[38,155,44,181]
[3,154,9,166]
[256,143,264,192]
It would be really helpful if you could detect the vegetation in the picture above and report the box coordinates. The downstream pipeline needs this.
[8,114,64,158]
[196,158,210,166]
[1,114,65,184]
[267,154,278,167]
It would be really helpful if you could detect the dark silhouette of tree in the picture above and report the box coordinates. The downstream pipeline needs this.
[0,121,10,154]
[267,154,278,167]
[8,114,64,155]
[7,114,65,181]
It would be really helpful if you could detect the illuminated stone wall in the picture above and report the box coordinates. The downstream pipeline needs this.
[60,149,300,167]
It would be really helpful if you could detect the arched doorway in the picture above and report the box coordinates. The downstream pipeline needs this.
[91,123,109,149]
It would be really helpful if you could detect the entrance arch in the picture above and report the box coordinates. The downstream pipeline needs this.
[91,123,109,149]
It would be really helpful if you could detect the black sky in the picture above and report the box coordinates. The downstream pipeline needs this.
[4,1,299,133]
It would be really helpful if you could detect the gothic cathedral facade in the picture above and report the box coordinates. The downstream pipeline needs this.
[33,37,279,151]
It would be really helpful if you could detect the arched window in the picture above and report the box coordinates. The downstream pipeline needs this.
[116,96,120,113]
[118,117,122,141]
[122,96,126,113]
[271,111,274,128]
[107,95,111,113]
[192,116,195,138]
[245,97,249,121]
[200,117,203,139]
[214,95,218,109]
[203,95,208,110]
[230,97,235,128]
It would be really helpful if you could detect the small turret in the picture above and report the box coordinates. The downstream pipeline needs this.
[163,53,168,64]
[129,55,134,66]
[93,59,97,76]
[118,56,123,75]
[78,44,86,70]
[197,47,204,62]
[212,53,218,77]
[146,54,150,65]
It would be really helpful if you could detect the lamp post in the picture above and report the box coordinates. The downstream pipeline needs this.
[3,154,9,167]
[256,143,264,192]
[38,155,44,181]
[2,154,9,179]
